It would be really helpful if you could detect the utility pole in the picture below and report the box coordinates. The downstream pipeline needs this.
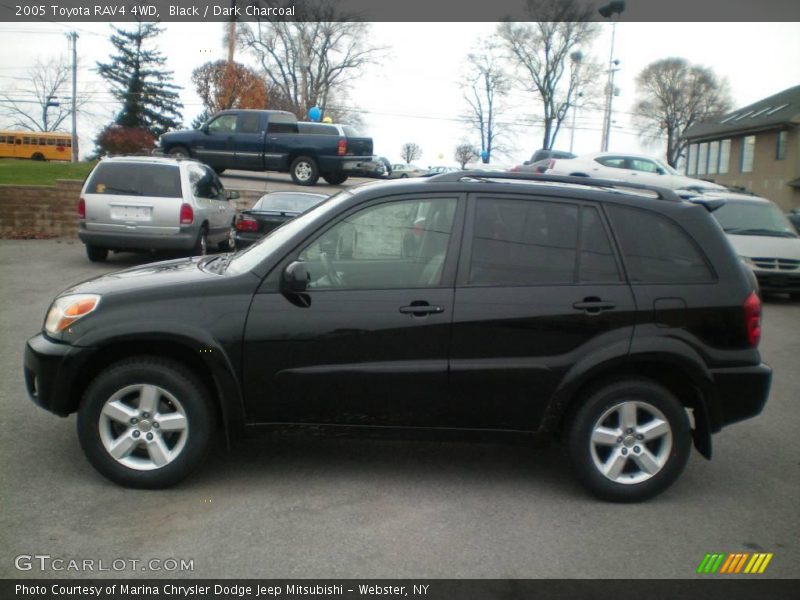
[569,50,583,154]
[68,31,78,162]
[598,1,625,152]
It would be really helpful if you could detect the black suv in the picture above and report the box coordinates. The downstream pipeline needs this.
[23,173,771,501]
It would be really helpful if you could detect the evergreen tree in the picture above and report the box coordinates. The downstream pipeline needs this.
[96,23,183,137]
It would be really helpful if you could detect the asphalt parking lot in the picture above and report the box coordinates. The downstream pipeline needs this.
[1,239,798,579]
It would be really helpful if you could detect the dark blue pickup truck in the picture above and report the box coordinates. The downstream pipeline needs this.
[158,110,375,186]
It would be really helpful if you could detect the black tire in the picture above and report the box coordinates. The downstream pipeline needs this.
[567,378,691,502]
[168,146,190,159]
[790,293,800,302]
[322,173,349,185]
[218,222,236,252]
[77,357,214,489]
[400,173,409,178]
[31,152,45,161]
[86,245,108,262]
[193,225,208,256]
[289,155,320,186]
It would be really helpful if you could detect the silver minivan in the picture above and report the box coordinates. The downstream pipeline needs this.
[78,156,238,262]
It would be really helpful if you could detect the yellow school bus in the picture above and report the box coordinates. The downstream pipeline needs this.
[0,131,74,161]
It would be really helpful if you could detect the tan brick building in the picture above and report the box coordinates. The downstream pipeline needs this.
[683,85,800,212]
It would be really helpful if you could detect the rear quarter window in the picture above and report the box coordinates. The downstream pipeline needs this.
[606,205,714,283]
[85,163,182,198]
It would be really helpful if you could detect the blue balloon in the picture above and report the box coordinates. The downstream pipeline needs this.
[308,106,322,122]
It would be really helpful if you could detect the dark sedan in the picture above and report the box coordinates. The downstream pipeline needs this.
[235,191,327,248]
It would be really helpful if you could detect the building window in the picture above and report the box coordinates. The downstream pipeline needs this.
[686,144,696,175]
[707,141,719,175]
[777,130,787,160]
[741,135,756,173]
[697,143,708,175]
[719,139,731,174]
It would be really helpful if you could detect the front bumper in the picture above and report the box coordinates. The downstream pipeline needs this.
[711,363,772,428]
[752,270,800,294]
[24,333,93,417]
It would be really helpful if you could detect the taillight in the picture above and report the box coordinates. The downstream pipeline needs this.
[77,197,85,219]
[337,138,347,156]
[743,291,762,347]
[236,217,258,232]
[179,203,194,225]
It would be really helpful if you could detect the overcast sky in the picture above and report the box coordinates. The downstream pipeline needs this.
[0,21,798,166]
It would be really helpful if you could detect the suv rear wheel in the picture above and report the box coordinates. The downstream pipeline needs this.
[322,173,348,185]
[85,245,108,262]
[567,379,691,502]
[290,156,320,186]
[77,358,214,489]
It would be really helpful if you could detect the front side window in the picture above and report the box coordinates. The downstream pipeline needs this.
[207,114,237,134]
[298,197,457,290]
[629,158,659,173]
[741,135,756,172]
[596,156,626,169]
[188,164,223,200]
[607,205,713,283]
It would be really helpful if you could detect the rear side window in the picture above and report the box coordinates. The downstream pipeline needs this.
[607,205,714,283]
[579,207,621,283]
[85,163,182,198]
[267,114,299,134]
[237,113,261,134]
[298,123,338,135]
[469,198,579,285]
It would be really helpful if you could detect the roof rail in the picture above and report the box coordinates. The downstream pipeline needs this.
[427,170,682,202]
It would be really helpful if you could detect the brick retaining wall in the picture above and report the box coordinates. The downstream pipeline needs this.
[0,180,262,238]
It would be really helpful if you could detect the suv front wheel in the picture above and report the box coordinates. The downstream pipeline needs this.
[567,379,691,502]
[77,358,214,489]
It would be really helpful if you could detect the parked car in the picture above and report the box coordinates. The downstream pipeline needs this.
[235,191,328,249]
[25,171,770,501]
[78,156,239,262]
[158,110,375,186]
[691,191,800,298]
[545,152,727,192]
[509,159,551,174]
[529,148,577,163]
[389,164,428,178]
[426,166,460,176]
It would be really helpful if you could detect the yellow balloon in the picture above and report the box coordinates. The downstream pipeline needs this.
[322,116,333,123]
[438,153,444,159]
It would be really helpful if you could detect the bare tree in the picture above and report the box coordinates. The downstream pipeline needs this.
[633,58,732,167]
[454,143,478,169]
[0,56,88,132]
[461,39,510,163]
[497,0,600,150]
[401,143,422,164]
[239,1,384,120]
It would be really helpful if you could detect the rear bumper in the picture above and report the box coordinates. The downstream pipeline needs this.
[753,270,800,293]
[317,155,377,174]
[711,363,772,427]
[79,225,198,251]
[24,333,93,417]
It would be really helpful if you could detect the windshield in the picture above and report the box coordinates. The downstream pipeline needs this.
[712,201,798,237]
[225,191,352,275]
[254,193,326,213]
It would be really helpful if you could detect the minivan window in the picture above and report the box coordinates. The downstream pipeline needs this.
[188,164,224,200]
[712,200,797,238]
[607,205,714,283]
[86,163,182,198]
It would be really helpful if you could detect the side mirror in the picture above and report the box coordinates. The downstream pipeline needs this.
[523,160,531,166]
[226,190,240,200]
[201,124,209,134]
[656,167,665,175]
[281,261,309,293]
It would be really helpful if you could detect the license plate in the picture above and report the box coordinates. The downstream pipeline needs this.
[111,206,151,220]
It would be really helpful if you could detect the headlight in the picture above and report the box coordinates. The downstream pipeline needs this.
[739,256,756,267]
[45,294,101,334]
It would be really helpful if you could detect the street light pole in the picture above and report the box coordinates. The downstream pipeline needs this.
[569,50,583,154]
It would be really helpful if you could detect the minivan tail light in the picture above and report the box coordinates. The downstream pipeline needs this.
[236,217,258,232]
[744,291,762,347]
[337,138,347,156]
[77,197,85,219]
[179,203,194,225]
